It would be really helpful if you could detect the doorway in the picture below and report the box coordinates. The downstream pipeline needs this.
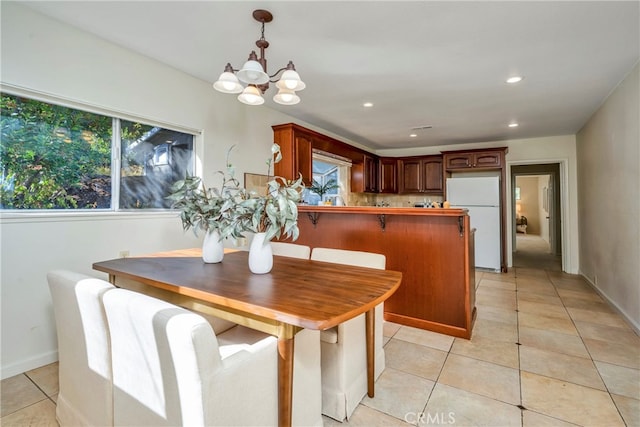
[511,164,562,271]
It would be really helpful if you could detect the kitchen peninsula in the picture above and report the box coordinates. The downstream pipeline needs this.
[293,205,476,338]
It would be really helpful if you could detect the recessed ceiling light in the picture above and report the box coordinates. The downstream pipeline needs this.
[363,102,373,108]
[506,76,523,84]
[409,133,417,138]
[508,123,519,128]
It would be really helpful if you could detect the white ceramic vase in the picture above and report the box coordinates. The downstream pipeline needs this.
[248,232,273,274]
[202,230,224,263]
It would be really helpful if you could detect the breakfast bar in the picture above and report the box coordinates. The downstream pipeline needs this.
[292,206,476,338]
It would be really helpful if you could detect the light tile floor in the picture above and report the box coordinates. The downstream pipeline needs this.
[2,267,639,426]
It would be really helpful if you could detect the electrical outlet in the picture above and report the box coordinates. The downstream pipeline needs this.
[119,250,130,258]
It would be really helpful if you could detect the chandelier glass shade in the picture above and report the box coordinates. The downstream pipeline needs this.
[236,59,269,85]
[273,88,300,106]
[213,10,305,106]
[237,85,265,106]
[213,66,243,94]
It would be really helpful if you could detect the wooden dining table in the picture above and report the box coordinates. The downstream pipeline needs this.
[93,248,402,427]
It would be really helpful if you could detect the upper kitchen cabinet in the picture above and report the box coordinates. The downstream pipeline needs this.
[398,156,443,194]
[364,154,378,193]
[379,157,398,193]
[351,153,378,193]
[443,149,505,171]
[272,123,313,185]
[272,123,380,192]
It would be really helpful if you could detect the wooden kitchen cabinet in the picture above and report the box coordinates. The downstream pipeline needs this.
[378,157,398,193]
[422,157,443,193]
[272,123,313,185]
[398,155,443,194]
[443,149,503,171]
[351,154,378,193]
[364,154,378,192]
[272,123,380,193]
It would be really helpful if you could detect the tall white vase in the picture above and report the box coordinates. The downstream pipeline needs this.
[248,232,273,274]
[202,230,224,263]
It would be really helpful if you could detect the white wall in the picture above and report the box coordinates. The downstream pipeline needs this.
[576,62,640,331]
[0,3,311,378]
[538,176,550,244]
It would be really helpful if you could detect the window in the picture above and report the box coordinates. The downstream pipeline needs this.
[305,151,351,205]
[0,93,194,210]
[119,120,194,209]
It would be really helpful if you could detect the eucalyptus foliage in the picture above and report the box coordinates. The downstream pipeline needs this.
[233,143,304,242]
[235,174,304,242]
[167,143,304,244]
[166,146,245,240]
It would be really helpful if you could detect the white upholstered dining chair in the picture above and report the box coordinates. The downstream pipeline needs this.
[47,270,115,427]
[271,242,311,259]
[102,287,323,426]
[102,287,279,426]
[310,248,387,421]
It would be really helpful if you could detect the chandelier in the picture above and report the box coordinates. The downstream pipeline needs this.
[213,9,305,106]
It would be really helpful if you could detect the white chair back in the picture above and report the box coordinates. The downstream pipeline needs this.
[47,270,114,427]
[103,288,289,426]
[271,242,311,259]
[103,288,220,426]
[309,248,386,421]
[311,247,385,269]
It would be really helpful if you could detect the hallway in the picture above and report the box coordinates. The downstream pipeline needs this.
[514,233,562,271]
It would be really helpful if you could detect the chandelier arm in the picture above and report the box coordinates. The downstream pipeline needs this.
[268,67,290,82]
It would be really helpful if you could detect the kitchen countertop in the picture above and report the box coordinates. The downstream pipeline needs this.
[297,205,468,217]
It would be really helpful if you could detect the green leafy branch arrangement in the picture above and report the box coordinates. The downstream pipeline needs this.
[168,143,304,243]
[166,145,246,240]
[234,143,305,242]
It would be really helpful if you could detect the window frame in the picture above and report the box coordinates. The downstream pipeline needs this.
[309,152,351,205]
[0,86,201,217]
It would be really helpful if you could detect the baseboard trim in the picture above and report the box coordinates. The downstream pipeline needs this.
[1,350,58,380]
[580,273,640,336]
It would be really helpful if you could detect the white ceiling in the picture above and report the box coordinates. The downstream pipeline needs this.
[20,1,640,151]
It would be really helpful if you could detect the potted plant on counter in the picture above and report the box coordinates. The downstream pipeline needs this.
[309,179,340,205]
[234,143,305,274]
[166,146,245,263]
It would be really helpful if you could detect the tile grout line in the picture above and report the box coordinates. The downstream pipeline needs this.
[514,267,527,425]
[532,270,632,425]
[23,373,56,405]
[549,275,635,424]
[0,374,52,419]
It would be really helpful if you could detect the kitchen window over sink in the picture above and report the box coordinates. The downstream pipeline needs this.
[305,150,351,206]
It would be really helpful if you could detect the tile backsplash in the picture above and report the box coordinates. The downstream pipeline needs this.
[348,193,444,207]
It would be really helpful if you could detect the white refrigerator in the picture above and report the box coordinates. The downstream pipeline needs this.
[446,176,501,271]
